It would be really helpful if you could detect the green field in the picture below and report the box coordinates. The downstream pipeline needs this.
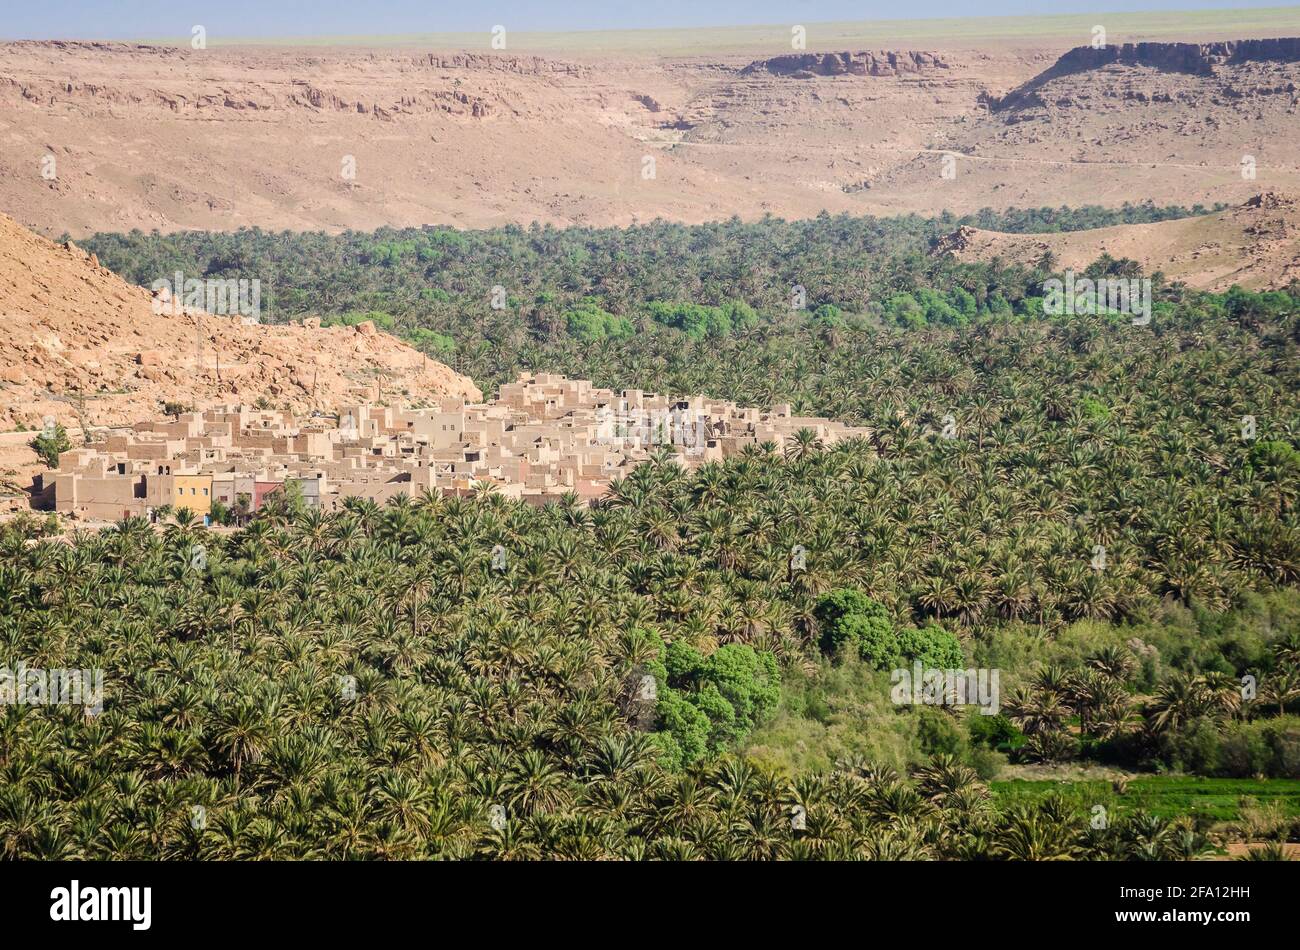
[140,7,1300,53]
[992,777,1300,822]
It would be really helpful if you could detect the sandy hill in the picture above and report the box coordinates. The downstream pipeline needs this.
[0,210,480,434]
[2,35,1298,236]
[933,192,1300,291]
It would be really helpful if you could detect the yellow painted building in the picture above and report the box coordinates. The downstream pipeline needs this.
[171,474,213,517]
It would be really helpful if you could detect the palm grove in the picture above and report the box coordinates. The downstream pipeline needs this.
[0,208,1296,859]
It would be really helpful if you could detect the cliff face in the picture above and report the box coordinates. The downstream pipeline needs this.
[741,50,948,78]
[995,38,1300,110]
[1053,38,1300,76]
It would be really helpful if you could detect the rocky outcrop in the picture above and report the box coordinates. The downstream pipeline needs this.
[741,50,948,78]
[995,38,1300,110]
[419,53,587,77]
[1244,191,1297,210]
[930,225,981,256]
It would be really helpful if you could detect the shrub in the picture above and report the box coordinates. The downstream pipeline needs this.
[209,499,234,527]
[665,638,706,683]
[29,423,71,468]
[969,713,1024,752]
[653,639,779,765]
[1217,717,1300,779]
[897,624,965,669]
[1161,717,1223,775]
[815,589,898,666]
[915,707,964,757]
[701,644,780,736]
[564,302,633,341]
[811,303,844,327]
[968,746,1008,781]
[654,689,710,768]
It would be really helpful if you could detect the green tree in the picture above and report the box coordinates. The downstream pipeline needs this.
[815,589,900,667]
[898,624,965,669]
[29,423,71,468]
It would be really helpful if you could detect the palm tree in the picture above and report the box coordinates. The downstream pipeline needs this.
[784,428,823,463]
[1147,672,1218,736]
[1259,665,1300,717]
[1235,841,1292,861]
[3,269,1297,859]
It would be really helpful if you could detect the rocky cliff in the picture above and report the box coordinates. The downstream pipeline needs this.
[740,50,948,78]
[995,37,1300,110]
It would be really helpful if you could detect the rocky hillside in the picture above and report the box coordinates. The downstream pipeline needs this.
[871,36,1300,218]
[0,211,480,432]
[933,192,1300,292]
[994,38,1300,110]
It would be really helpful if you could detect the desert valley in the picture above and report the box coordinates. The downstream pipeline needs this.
[2,26,1300,235]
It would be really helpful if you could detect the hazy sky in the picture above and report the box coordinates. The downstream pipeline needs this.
[1,1,1291,40]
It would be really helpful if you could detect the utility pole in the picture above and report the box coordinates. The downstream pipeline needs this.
[195,311,204,380]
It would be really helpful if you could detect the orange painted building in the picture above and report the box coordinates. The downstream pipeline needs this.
[170,474,213,516]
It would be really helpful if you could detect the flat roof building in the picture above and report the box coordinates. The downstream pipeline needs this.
[40,372,873,521]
